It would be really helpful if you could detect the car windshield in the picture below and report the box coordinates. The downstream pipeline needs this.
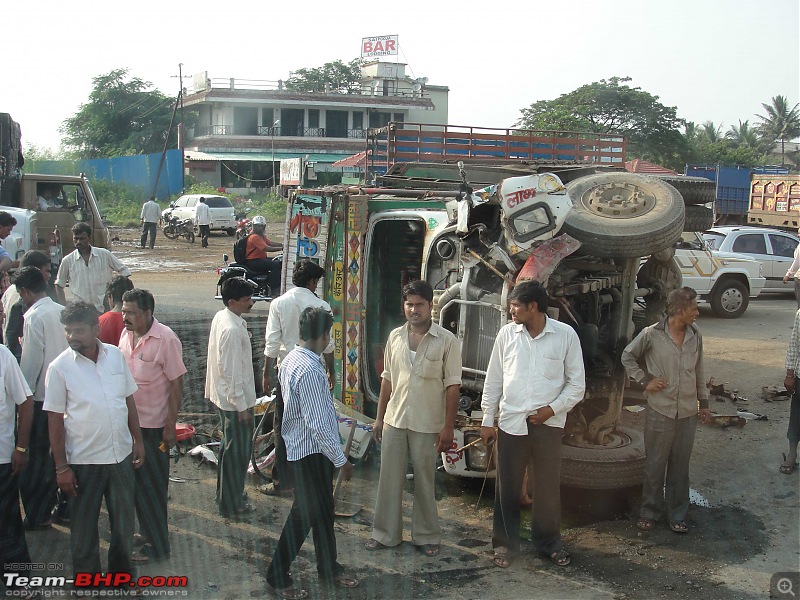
[205,197,232,208]
[702,232,725,250]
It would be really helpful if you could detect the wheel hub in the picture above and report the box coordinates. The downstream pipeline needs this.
[719,288,743,311]
[579,182,657,219]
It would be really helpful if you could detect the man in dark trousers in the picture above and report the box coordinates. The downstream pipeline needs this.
[265,307,358,599]
[262,259,333,495]
[481,280,585,568]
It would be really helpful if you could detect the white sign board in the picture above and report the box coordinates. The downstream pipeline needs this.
[280,158,302,186]
[192,72,209,93]
[361,35,398,58]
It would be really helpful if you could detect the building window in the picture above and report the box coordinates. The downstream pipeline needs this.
[352,112,364,130]
[369,111,392,128]
[393,113,405,123]
[308,109,320,128]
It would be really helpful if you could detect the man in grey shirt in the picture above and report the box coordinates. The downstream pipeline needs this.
[622,286,710,534]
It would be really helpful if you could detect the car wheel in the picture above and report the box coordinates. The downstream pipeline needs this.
[227,228,235,236]
[560,426,646,489]
[563,173,685,258]
[710,278,749,318]
[683,205,714,232]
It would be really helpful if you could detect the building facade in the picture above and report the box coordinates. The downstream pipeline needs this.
[182,62,448,190]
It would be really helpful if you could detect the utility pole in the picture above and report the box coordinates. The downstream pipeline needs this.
[171,64,190,191]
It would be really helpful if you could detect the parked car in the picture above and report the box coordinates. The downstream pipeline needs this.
[673,232,766,318]
[701,226,799,293]
[166,194,236,235]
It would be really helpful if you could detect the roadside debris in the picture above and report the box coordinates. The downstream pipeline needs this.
[705,415,746,429]
[189,443,220,467]
[624,405,646,413]
[735,410,767,421]
[706,377,748,405]
[761,385,791,402]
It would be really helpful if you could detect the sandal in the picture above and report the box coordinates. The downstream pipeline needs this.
[268,584,308,600]
[331,574,359,589]
[419,544,440,557]
[548,549,571,567]
[364,538,389,551]
[636,517,656,531]
[493,547,512,568]
[669,521,689,534]
[780,453,798,474]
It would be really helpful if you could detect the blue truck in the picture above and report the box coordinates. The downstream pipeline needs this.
[685,164,790,225]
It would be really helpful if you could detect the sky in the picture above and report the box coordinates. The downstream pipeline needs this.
[3,0,798,152]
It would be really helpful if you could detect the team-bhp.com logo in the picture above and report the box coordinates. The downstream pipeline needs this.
[4,572,188,596]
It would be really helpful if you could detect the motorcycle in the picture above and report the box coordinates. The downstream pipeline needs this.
[162,213,195,243]
[234,208,252,241]
[215,252,282,301]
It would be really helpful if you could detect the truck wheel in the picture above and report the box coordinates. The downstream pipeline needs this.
[710,278,749,318]
[563,173,685,258]
[683,205,714,232]
[560,426,645,490]
[654,176,716,205]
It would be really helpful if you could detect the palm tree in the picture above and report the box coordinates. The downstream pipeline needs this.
[700,121,724,144]
[756,95,800,165]
[727,120,760,149]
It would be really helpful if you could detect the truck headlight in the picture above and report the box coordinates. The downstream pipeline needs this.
[464,432,495,471]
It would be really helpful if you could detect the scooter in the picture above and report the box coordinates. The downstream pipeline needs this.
[215,253,282,301]
[162,214,195,243]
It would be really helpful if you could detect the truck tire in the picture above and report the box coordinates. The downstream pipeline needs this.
[683,205,714,232]
[563,173,685,258]
[560,426,646,490]
[710,278,749,318]
[655,176,716,205]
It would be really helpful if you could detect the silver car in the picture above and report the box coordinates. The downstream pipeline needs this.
[702,226,799,293]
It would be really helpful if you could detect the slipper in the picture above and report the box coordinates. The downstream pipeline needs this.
[267,584,308,600]
[780,453,798,474]
[131,544,170,563]
[636,517,656,531]
[493,547,512,568]
[364,538,390,551]
[548,549,571,567]
[418,544,440,557]
[330,574,359,589]
[669,521,689,534]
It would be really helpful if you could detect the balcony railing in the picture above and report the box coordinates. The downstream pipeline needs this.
[193,127,367,139]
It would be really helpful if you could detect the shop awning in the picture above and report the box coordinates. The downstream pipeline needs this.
[184,150,352,163]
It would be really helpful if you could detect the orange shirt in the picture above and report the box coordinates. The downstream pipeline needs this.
[246,234,276,260]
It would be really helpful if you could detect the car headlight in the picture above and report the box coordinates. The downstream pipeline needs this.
[464,432,495,471]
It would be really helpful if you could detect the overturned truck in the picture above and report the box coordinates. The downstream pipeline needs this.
[281,123,713,489]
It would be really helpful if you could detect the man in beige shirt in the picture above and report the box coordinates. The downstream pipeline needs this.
[622,286,710,535]
[366,280,461,557]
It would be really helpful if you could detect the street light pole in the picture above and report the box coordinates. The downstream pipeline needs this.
[271,118,280,195]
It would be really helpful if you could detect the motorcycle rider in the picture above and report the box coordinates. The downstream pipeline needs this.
[245,216,282,278]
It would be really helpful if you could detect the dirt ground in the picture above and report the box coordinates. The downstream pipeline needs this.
[18,228,800,599]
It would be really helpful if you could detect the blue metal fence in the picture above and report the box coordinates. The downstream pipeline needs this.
[27,149,183,198]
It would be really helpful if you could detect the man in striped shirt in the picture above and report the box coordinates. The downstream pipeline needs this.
[265,307,358,599]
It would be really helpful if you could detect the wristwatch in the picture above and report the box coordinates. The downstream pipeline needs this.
[14,446,28,453]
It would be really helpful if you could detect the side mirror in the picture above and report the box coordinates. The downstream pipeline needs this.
[223,253,229,263]
[169,202,176,208]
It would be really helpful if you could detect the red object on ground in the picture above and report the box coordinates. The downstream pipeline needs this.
[175,423,196,442]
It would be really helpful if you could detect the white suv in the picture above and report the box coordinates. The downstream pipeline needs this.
[166,194,236,235]
[674,232,766,318]
[702,226,799,293]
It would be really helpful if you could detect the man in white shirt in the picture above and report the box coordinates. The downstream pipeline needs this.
[15,267,67,529]
[195,197,212,248]
[783,227,800,309]
[44,300,144,580]
[481,280,585,569]
[3,250,53,363]
[206,277,257,517]
[0,343,34,592]
[262,260,332,495]
[140,196,161,250]
[55,222,131,312]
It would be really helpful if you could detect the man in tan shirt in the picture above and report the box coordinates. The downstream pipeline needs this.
[366,280,461,557]
[622,286,710,535]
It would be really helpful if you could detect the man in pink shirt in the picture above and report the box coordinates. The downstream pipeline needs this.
[119,289,186,562]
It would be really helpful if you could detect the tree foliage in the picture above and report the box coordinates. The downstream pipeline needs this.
[285,59,364,94]
[515,77,687,169]
[756,95,800,165]
[61,69,179,158]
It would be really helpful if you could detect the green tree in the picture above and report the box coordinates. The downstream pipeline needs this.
[726,120,761,150]
[61,69,178,158]
[515,77,687,170]
[756,95,800,166]
[285,59,364,94]
[699,121,724,144]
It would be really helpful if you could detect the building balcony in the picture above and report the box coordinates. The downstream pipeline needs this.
[191,126,367,139]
